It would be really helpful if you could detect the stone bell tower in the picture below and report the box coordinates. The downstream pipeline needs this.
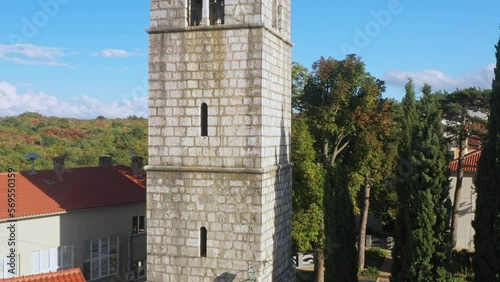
[146,0,294,281]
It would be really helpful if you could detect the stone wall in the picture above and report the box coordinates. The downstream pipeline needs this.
[147,1,293,281]
[147,166,293,281]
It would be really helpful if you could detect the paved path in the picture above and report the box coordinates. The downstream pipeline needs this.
[376,254,392,282]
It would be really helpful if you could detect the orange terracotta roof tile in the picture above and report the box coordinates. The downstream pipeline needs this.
[467,136,481,148]
[449,149,482,173]
[0,268,85,282]
[0,166,146,220]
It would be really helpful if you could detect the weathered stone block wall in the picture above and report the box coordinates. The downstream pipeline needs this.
[150,0,187,28]
[149,27,267,169]
[147,166,294,281]
[147,1,293,281]
[260,28,292,169]
[147,170,265,281]
[149,27,291,170]
[259,166,294,281]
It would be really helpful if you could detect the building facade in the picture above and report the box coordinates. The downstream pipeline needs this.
[449,149,481,250]
[0,162,146,281]
[146,0,294,281]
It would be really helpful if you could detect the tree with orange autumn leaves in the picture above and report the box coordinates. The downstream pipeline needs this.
[292,55,397,282]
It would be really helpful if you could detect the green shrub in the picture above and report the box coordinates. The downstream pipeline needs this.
[361,266,380,277]
[451,249,473,279]
[366,247,388,258]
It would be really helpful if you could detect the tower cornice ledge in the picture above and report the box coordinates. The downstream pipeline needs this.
[145,163,293,174]
[146,23,294,46]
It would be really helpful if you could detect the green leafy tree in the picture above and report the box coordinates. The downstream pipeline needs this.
[0,113,147,171]
[291,116,325,278]
[370,98,402,225]
[350,95,394,271]
[301,55,378,281]
[472,38,500,281]
[291,62,311,111]
[302,55,369,166]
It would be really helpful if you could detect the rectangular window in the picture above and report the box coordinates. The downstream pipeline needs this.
[133,216,145,234]
[201,103,208,136]
[1,256,18,278]
[448,150,456,161]
[200,227,207,257]
[31,246,73,274]
[83,236,119,280]
[209,0,224,25]
[272,0,278,27]
[132,260,146,279]
[189,0,203,26]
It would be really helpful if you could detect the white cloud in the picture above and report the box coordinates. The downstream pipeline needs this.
[0,44,69,66]
[94,49,141,58]
[0,82,147,119]
[382,64,495,91]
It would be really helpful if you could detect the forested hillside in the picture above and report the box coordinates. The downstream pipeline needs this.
[0,112,147,172]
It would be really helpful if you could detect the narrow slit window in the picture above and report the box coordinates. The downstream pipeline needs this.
[201,103,208,136]
[277,0,282,30]
[209,0,225,25]
[272,0,278,28]
[189,0,203,26]
[200,227,207,257]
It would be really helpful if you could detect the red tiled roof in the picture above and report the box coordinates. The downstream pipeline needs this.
[0,166,146,220]
[449,149,482,172]
[467,136,481,148]
[0,268,85,282]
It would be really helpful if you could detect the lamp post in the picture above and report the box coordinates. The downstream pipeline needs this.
[25,152,40,175]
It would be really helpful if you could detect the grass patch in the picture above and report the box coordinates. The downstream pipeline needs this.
[296,267,380,282]
[360,266,380,277]
[296,248,390,282]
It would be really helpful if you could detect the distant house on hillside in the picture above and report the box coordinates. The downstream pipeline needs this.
[448,135,481,160]
[449,149,481,250]
[0,156,146,281]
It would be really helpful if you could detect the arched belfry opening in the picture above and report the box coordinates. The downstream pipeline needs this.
[209,0,224,25]
[189,0,203,26]
[188,0,224,26]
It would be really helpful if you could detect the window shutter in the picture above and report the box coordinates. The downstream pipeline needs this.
[3,256,16,278]
[40,249,50,272]
[31,251,40,274]
[0,258,4,278]
[49,248,58,271]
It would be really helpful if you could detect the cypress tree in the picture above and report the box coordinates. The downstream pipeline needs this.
[392,83,452,281]
[324,164,358,282]
[473,37,500,281]
[419,85,453,281]
[391,79,418,281]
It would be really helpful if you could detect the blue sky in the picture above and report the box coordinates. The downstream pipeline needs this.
[0,0,498,119]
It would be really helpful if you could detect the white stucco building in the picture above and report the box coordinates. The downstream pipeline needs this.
[0,157,146,281]
[449,149,481,250]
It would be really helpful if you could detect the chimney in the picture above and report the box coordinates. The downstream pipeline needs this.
[52,155,66,171]
[99,155,112,167]
[131,156,144,177]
